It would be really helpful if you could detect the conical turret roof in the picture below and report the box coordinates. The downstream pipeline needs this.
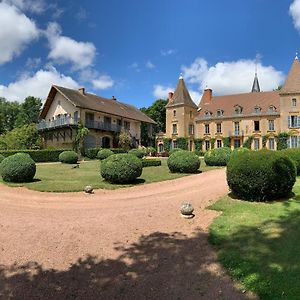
[280,57,300,94]
[166,76,197,109]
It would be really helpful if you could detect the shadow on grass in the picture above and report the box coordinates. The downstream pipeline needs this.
[210,199,300,300]
[0,230,252,300]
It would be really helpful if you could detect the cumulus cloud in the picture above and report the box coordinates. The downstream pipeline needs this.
[146,60,155,69]
[290,0,300,32]
[181,57,284,96]
[153,84,174,99]
[3,0,47,13]
[0,66,78,102]
[0,2,39,65]
[92,75,114,90]
[45,22,96,70]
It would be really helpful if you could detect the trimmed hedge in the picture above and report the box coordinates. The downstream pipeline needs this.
[85,148,101,159]
[59,151,78,164]
[167,150,200,173]
[193,150,204,157]
[227,150,296,201]
[204,147,232,166]
[0,153,36,182]
[111,148,128,154]
[101,154,143,183]
[0,149,66,162]
[281,148,300,175]
[0,154,4,163]
[97,149,114,160]
[169,148,183,156]
[141,159,162,167]
[128,148,145,158]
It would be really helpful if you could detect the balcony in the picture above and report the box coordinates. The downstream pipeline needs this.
[228,130,244,137]
[37,116,78,130]
[85,120,122,132]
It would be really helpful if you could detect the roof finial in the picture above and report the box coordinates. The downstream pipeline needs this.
[296,52,298,60]
[179,73,183,79]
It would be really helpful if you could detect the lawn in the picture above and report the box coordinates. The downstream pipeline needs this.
[209,177,300,300]
[0,158,218,192]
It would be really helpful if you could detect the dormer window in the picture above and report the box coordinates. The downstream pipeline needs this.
[205,111,212,118]
[268,105,276,113]
[216,109,224,117]
[234,105,243,115]
[254,106,261,114]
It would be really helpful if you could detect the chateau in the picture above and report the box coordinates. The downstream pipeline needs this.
[38,85,155,149]
[157,56,300,152]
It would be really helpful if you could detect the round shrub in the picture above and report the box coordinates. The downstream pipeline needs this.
[101,154,143,183]
[169,148,184,156]
[227,150,296,201]
[204,147,232,166]
[231,147,250,158]
[97,149,113,160]
[0,153,36,182]
[167,150,200,173]
[128,148,145,158]
[0,154,5,164]
[59,150,78,164]
[281,148,300,175]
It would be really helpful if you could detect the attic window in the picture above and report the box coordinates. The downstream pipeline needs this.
[234,105,243,115]
[254,106,261,114]
[216,109,224,117]
[205,111,212,118]
[268,105,276,113]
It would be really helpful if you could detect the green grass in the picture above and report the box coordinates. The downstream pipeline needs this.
[209,177,300,300]
[0,158,218,192]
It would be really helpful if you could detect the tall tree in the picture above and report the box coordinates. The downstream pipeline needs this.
[0,98,21,134]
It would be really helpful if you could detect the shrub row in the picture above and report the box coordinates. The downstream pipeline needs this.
[0,149,66,162]
[227,149,296,201]
[168,150,200,173]
[141,159,162,167]
[281,148,300,175]
[204,147,232,166]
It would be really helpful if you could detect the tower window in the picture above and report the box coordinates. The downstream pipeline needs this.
[172,124,177,134]
[173,110,176,117]
[292,98,297,107]
[189,111,193,118]
[205,124,210,134]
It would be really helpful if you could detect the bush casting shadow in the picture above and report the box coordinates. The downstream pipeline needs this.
[0,230,253,300]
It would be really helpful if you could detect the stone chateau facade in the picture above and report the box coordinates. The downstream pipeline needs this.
[157,56,300,153]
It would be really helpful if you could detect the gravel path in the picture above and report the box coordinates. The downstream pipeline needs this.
[0,168,256,300]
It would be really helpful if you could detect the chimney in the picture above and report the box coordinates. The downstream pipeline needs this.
[78,87,85,95]
[168,92,174,103]
[201,88,212,105]
[112,96,117,100]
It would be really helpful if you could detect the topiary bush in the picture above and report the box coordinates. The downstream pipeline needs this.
[59,151,78,164]
[227,150,296,201]
[281,148,300,175]
[169,148,183,156]
[167,150,200,173]
[97,149,114,160]
[141,159,162,167]
[101,154,143,183]
[204,147,232,166]
[0,153,36,182]
[128,148,145,158]
[85,147,101,159]
[0,154,4,164]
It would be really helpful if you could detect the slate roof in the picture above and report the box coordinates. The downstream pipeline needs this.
[280,57,300,94]
[40,85,156,124]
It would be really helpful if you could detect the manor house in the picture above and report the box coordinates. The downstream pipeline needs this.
[157,56,300,152]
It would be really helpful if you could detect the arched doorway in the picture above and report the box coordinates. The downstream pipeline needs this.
[102,136,111,148]
[84,135,96,149]
[158,143,164,153]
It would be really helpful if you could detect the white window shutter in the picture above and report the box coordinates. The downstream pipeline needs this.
[288,116,291,128]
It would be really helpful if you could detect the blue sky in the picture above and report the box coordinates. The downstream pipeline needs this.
[1,0,300,108]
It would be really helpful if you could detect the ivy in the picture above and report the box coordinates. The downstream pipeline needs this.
[194,138,203,151]
[262,135,269,148]
[211,138,216,149]
[276,132,290,150]
[177,137,188,150]
[223,137,230,148]
[243,136,253,149]
[163,138,172,152]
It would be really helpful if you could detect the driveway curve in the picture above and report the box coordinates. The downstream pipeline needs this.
[0,168,256,300]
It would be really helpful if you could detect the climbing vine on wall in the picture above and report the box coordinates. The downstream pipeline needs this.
[223,137,230,148]
[276,132,290,150]
[243,136,253,149]
[210,138,216,149]
[163,138,172,152]
[262,135,269,148]
[194,138,203,151]
[177,137,188,150]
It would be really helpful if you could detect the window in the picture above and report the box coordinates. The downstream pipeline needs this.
[188,124,194,135]
[173,140,177,149]
[254,120,260,131]
[124,121,130,130]
[217,140,222,148]
[290,136,298,148]
[172,124,177,134]
[216,123,222,133]
[269,138,275,150]
[173,110,176,117]
[117,119,122,126]
[205,124,210,134]
[205,111,212,118]
[234,105,242,114]
[268,105,276,113]
[189,111,193,118]
[289,115,299,128]
[234,139,241,148]
[292,98,297,107]
[234,122,240,135]
[189,140,193,151]
[216,109,223,117]
[205,140,210,151]
[254,138,260,150]
[268,120,275,131]
[74,111,78,122]
[254,106,261,114]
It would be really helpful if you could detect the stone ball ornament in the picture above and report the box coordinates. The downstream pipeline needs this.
[84,185,94,194]
[180,203,194,219]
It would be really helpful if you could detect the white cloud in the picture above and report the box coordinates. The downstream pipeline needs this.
[146,60,155,69]
[0,66,78,102]
[290,0,300,32]
[181,57,284,96]
[25,57,41,69]
[153,84,174,99]
[161,49,176,56]
[129,62,140,72]
[45,22,96,70]
[0,2,39,65]
[3,0,47,13]
[92,75,114,90]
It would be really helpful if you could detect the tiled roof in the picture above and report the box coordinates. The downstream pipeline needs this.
[40,85,156,124]
[166,77,198,109]
[280,58,300,94]
[196,91,280,121]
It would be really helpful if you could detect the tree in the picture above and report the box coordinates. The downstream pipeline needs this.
[118,130,132,150]
[73,122,89,154]
[0,98,21,134]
